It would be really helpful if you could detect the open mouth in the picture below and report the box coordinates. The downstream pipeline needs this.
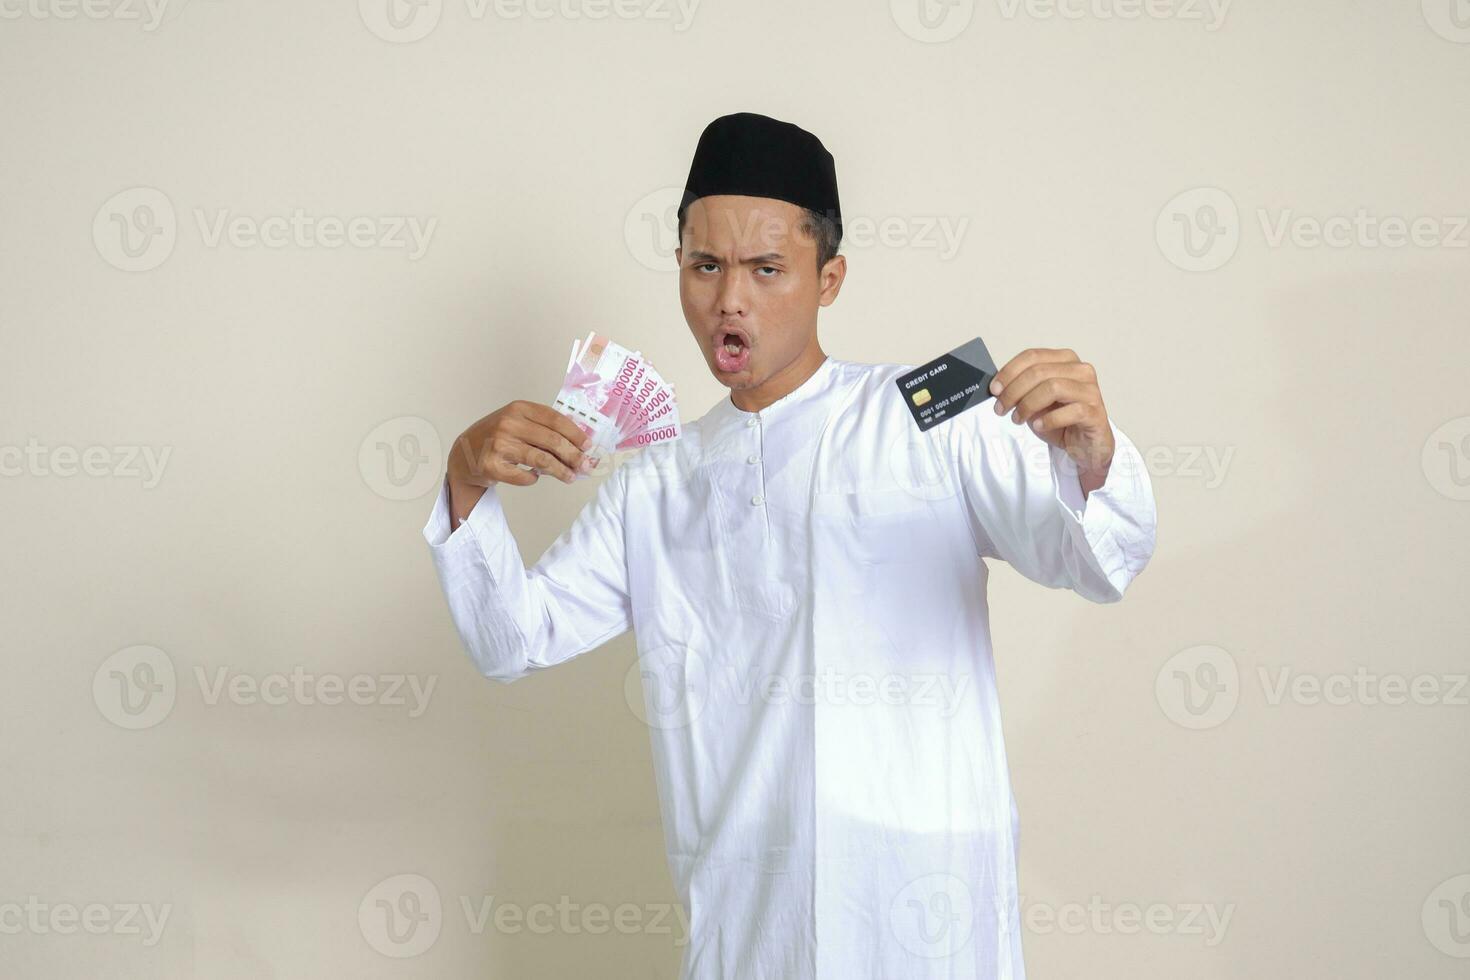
[714,328,751,373]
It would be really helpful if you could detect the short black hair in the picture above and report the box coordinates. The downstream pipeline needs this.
[677,205,842,274]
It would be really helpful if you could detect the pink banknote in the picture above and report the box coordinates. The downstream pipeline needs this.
[551,331,682,476]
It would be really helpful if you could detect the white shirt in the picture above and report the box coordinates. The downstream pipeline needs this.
[423,354,1157,980]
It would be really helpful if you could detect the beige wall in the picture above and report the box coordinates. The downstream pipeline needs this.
[3,0,1468,976]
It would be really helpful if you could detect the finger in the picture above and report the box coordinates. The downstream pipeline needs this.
[993,360,1092,416]
[491,460,539,487]
[989,347,1078,398]
[525,446,577,484]
[990,352,1082,412]
[519,401,595,452]
[1030,401,1090,435]
[504,441,576,484]
[505,416,587,470]
[1010,377,1093,425]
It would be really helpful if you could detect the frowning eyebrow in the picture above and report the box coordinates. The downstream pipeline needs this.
[685,250,787,265]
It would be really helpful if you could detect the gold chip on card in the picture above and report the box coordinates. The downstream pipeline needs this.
[911,388,931,407]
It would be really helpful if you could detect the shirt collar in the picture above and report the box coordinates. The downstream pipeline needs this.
[694,355,842,449]
[708,354,838,420]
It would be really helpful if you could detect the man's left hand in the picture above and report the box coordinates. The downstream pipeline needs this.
[989,347,1115,496]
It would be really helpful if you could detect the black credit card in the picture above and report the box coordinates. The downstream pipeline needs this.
[894,336,999,432]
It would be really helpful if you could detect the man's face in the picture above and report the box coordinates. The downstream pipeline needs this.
[677,195,844,395]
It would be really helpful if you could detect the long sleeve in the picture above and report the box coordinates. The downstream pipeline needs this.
[941,406,1157,603]
[421,467,634,682]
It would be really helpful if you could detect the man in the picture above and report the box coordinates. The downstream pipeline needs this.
[424,112,1157,979]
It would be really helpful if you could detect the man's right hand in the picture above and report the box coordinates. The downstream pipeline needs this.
[446,401,594,524]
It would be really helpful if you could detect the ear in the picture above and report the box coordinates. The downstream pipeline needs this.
[818,254,847,307]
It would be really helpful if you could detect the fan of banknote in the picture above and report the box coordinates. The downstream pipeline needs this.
[552,331,682,476]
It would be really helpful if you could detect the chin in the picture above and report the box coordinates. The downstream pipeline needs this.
[707,357,757,388]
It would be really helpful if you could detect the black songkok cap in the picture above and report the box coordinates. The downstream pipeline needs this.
[678,112,842,240]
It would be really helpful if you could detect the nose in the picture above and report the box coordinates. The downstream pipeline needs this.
[716,268,748,318]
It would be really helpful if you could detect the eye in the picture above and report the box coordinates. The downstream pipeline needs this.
[756,266,779,277]
[695,262,718,273]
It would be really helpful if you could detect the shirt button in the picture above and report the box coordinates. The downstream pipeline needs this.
[746,417,758,427]
[750,493,764,506]
[746,454,760,464]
